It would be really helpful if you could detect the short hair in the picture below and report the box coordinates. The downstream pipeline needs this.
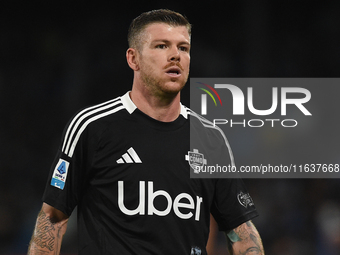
[128,9,191,51]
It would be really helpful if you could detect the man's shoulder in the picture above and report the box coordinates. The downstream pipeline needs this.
[73,96,126,123]
[61,93,131,158]
[184,106,229,143]
[185,107,216,129]
[71,92,133,124]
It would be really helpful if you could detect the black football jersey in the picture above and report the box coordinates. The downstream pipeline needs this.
[43,92,258,254]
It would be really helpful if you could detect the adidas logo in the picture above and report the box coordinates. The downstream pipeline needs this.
[116,147,142,164]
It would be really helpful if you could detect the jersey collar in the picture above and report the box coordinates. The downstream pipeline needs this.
[121,91,188,119]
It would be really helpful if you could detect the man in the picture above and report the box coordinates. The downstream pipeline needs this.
[28,9,264,254]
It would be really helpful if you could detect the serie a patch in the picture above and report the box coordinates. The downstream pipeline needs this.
[50,159,69,190]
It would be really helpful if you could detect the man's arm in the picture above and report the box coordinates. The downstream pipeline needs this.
[28,202,69,255]
[226,221,264,255]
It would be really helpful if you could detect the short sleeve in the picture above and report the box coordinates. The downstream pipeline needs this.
[210,178,259,231]
[42,113,96,216]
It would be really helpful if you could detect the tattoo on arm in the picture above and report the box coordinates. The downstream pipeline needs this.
[28,210,66,255]
[226,221,264,255]
[32,210,56,251]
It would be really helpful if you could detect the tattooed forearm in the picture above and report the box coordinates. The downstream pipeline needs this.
[226,221,264,255]
[28,207,68,255]
[31,210,56,251]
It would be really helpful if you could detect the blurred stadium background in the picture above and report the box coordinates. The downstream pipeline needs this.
[1,1,339,254]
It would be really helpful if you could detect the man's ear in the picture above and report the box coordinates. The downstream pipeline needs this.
[126,48,140,71]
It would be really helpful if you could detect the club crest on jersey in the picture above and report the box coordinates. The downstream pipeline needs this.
[50,159,69,190]
[190,246,202,255]
[237,191,254,208]
[185,149,207,174]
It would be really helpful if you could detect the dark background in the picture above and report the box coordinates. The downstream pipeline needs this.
[1,1,339,254]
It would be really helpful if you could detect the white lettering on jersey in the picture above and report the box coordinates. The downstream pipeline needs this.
[118,181,145,215]
[148,181,172,216]
[118,181,203,221]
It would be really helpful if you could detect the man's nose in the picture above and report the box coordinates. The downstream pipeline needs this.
[168,48,180,62]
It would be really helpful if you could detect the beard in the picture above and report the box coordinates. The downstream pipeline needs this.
[139,61,188,99]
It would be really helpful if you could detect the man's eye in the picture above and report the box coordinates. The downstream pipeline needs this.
[156,45,167,49]
[179,46,189,52]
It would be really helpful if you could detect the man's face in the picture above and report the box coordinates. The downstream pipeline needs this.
[137,23,191,98]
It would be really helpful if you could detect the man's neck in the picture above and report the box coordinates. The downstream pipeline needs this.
[129,88,181,122]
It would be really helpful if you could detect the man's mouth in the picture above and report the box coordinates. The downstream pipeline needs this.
[165,67,182,77]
